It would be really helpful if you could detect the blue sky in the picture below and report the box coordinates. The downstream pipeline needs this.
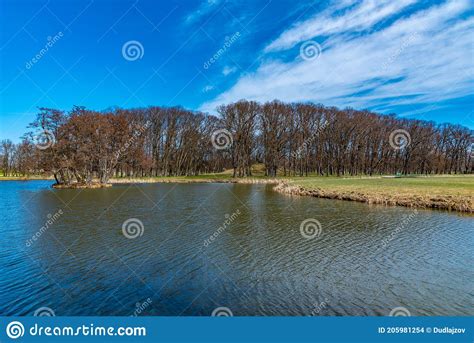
[0,0,473,142]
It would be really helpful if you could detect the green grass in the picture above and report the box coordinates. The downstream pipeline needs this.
[111,173,474,202]
[280,175,473,212]
[287,175,474,197]
[3,171,472,211]
[4,171,473,195]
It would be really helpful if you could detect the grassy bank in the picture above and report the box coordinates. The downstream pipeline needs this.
[277,175,474,213]
[111,174,473,212]
[3,172,472,213]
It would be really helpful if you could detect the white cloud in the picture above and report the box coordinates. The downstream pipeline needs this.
[202,85,215,93]
[222,66,237,76]
[185,0,221,25]
[264,0,417,52]
[200,0,474,115]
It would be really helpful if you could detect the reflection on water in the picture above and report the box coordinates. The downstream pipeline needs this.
[1,181,473,316]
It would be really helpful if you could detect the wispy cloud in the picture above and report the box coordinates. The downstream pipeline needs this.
[265,0,417,52]
[222,65,237,75]
[200,0,474,116]
[185,0,222,25]
[202,85,215,92]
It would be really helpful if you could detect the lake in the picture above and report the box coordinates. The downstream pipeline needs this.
[1,181,472,316]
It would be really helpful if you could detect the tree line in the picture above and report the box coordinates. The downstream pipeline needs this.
[1,100,472,185]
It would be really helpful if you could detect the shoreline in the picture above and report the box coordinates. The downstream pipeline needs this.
[2,175,472,213]
[274,182,473,213]
[108,177,281,185]
[110,176,473,213]
[52,183,112,189]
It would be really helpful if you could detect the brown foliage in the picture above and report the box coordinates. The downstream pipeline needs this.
[2,101,472,182]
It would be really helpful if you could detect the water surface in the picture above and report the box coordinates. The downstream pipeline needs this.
[1,181,472,316]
